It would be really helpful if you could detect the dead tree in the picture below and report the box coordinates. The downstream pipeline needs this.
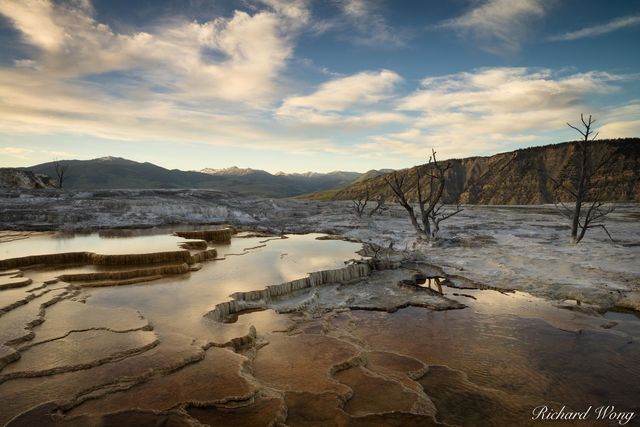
[368,194,387,217]
[353,186,388,218]
[429,201,463,238]
[352,190,369,217]
[53,160,68,189]
[385,149,458,240]
[384,169,427,238]
[550,114,615,244]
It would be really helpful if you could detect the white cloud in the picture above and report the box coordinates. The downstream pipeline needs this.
[355,67,633,161]
[437,0,549,54]
[0,0,302,104]
[0,0,66,51]
[599,119,640,138]
[598,103,640,139]
[281,70,400,111]
[277,70,403,126]
[399,68,617,114]
[549,14,640,41]
[0,0,325,150]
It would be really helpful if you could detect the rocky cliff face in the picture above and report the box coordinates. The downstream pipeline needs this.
[0,169,55,189]
[331,139,640,204]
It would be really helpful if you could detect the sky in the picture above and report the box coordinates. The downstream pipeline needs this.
[0,0,639,173]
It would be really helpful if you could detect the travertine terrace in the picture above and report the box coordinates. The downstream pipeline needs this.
[0,219,638,426]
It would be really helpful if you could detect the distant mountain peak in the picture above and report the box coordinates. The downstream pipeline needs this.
[200,166,267,176]
[94,156,127,162]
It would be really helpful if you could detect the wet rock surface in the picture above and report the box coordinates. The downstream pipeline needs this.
[2,190,637,310]
[0,229,638,426]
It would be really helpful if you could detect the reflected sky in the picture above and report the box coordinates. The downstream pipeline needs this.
[0,232,203,258]
[84,233,363,344]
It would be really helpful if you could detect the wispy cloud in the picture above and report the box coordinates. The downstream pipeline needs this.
[436,0,549,54]
[0,147,33,156]
[0,146,76,161]
[337,0,409,47]
[549,14,640,41]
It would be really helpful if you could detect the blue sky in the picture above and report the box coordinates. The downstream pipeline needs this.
[0,0,639,173]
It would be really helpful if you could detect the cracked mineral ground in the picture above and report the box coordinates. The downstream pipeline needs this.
[0,220,639,426]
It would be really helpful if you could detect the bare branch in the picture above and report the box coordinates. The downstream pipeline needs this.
[567,122,586,137]
[555,114,614,244]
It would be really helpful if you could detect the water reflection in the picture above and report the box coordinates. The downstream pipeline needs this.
[1,230,638,426]
[85,234,364,344]
[0,232,202,258]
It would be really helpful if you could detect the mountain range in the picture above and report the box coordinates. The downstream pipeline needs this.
[20,157,364,197]
[323,138,640,204]
[8,138,639,202]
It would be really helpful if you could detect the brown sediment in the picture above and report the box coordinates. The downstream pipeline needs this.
[6,402,195,427]
[0,344,20,370]
[417,364,546,427]
[253,333,359,396]
[7,232,636,426]
[0,269,22,277]
[18,322,154,353]
[283,391,347,426]
[37,334,208,417]
[242,244,267,251]
[0,330,160,384]
[73,275,164,288]
[227,326,258,353]
[0,292,38,316]
[261,236,289,243]
[204,325,260,354]
[0,252,92,270]
[187,396,287,427]
[66,346,255,417]
[2,248,218,291]
[3,289,78,347]
[0,247,219,270]
[0,284,57,318]
[0,276,33,290]
[189,248,218,263]
[336,366,427,417]
[174,228,234,242]
[178,240,208,250]
[90,251,193,266]
[58,263,190,283]
[0,251,189,270]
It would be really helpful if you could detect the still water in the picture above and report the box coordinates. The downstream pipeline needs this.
[0,230,637,426]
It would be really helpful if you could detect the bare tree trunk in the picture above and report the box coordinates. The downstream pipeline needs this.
[384,171,428,239]
[552,114,615,245]
[53,160,68,189]
[384,149,454,240]
[408,209,427,238]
